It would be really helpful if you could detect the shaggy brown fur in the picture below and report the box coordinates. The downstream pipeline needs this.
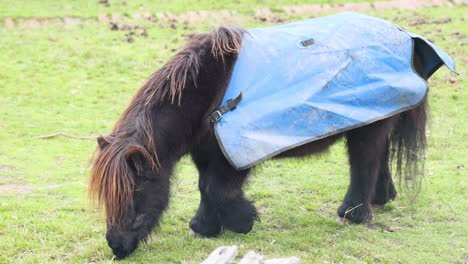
[88,27,245,226]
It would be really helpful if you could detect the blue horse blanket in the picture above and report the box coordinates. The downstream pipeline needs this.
[215,12,456,170]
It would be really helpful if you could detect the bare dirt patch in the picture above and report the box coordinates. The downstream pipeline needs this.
[4,0,466,30]
[109,22,148,43]
[0,166,32,195]
[0,175,14,181]
[0,184,32,195]
[0,165,16,171]
[283,0,468,15]
[254,8,286,23]
[409,17,452,26]
[98,0,110,7]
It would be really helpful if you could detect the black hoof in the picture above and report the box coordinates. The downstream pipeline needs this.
[189,214,221,237]
[372,180,397,206]
[371,189,397,207]
[370,203,385,210]
[219,199,258,234]
[337,202,372,224]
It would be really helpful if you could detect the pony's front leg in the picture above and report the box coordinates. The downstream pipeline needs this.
[190,149,256,236]
[338,120,393,223]
[189,161,222,237]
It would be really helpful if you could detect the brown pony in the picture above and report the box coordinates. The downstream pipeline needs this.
[89,27,428,258]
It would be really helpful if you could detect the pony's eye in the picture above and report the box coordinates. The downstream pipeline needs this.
[141,171,155,181]
[135,185,144,192]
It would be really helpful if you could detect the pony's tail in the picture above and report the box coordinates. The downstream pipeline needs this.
[389,96,428,196]
[89,142,135,226]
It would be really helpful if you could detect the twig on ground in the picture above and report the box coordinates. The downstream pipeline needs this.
[33,132,99,140]
[37,182,87,190]
[343,203,363,220]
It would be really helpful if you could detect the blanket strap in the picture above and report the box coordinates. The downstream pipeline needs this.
[209,92,243,123]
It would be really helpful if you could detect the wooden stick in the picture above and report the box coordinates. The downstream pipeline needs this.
[33,132,99,140]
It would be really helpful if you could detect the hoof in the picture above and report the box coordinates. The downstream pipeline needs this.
[223,219,254,234]
[219,200,258,234]
[337,202,372,224]
[189,215,221,237]
[372,184,397,206]
[370,204,385,210]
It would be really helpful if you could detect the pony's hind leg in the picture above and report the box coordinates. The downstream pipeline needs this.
[338,118,396,223]
[190,136,257,237]
[371,139,397,208]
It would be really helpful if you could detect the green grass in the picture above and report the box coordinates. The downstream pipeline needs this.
[0,1,467,263]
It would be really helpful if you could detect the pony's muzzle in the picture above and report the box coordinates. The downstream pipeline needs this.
[106,226,139,259]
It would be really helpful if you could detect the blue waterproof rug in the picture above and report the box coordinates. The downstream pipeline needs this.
[214,12,456,170]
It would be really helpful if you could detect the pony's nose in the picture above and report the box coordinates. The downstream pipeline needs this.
[106,228,139,259]
[109,243,129,259]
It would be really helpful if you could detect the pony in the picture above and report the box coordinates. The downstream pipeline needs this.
[89,26,429,259]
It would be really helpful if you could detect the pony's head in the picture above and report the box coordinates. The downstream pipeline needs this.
[89,26,244,258]
[89,134,168,258]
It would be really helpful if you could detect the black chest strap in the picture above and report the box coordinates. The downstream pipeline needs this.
[208,92,243,123]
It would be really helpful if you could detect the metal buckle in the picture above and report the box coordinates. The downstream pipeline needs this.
[209,110,222,123]
[297,38,315,49]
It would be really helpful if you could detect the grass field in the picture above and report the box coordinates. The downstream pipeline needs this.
[0,1,467,263]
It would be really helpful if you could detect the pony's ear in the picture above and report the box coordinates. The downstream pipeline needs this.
[124,146,152,174]
[97,135,110,150]
[124,146,143,161]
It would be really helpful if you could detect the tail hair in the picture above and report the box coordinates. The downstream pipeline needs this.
[389,96,428,195]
